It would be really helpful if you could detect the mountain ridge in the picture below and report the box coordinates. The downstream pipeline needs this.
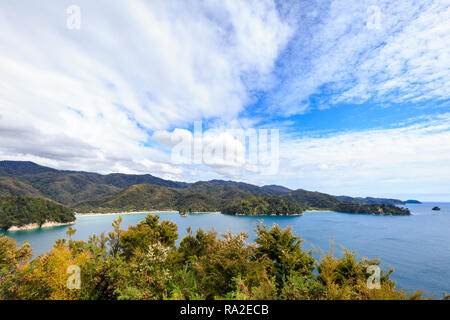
[0,161,416,215]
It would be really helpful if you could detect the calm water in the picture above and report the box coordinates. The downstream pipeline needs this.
[1,202,449,298]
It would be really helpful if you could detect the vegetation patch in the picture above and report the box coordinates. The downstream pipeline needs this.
[0,196,75,230]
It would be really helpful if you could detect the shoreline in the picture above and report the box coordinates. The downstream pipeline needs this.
[74,208,411,218]
[7,221,76,232]
[225,213,303,216]
[183,211,221,214]
[75,210,179,217]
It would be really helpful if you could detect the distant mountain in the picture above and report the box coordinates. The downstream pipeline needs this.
[0,161,185,206]
[404,200,422,204]
[0,161,410,215]
[200,180,285,196]
[75,184,177,213]
[0,177,43,197]
[336,196,405,205]
[0,161,57,176]
[282,189,341,209]
[180,181,253,208]
[261,185,292,195]
[75,184,219,213]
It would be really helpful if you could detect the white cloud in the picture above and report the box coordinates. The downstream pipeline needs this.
[1,0,449,200]
[268,0,450,114]
[0,0,291,175]
[273,114,450,197]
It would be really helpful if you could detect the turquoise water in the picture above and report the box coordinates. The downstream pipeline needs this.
[1,202,449,298]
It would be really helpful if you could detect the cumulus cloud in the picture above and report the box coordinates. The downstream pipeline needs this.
[0,0,291,174]
[273,113,450,197]
[0,0,449,199]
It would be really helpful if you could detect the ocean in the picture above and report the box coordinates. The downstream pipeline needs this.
[1,202,449,298]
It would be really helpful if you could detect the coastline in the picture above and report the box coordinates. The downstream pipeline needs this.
[7,220,76,232]
[183,211,221,214]
[75,210,179,217]
[226,213,303,216]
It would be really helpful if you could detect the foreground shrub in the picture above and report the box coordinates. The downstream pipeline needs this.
[0,215,429,300]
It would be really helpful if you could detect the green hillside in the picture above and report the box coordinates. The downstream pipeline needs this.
[0,161,411,216]
[0,177,43,197]
[336,196,404,205]
[75,184,232,213]
[0,196,75,230]
[222,196,303,216]
[74,184,178,213]
[0,161,185,206]
[282,189,341,209]
[332,203,411,215]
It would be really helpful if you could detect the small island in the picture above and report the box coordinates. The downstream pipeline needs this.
[332,203,411,215]
[0,196,75,231]
[432,206,441,211]
[222,196,303,216]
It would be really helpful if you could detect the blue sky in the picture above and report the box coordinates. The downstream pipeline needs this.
[0,0,449,200]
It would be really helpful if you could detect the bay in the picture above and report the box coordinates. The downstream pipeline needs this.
[1,202,449,298]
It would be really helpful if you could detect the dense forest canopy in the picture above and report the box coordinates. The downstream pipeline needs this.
[332,203,411,215]
[0,196,75,230]
[222,196,303,216]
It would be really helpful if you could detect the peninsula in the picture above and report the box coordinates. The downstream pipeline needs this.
[0,196,75,231]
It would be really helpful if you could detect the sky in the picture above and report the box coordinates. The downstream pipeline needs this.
[0,0,449,201]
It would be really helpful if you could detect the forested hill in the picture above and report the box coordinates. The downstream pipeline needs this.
[336,196,404,205]
[222,196,303,216]
[332,203,411,216]
[74,183,410,216]
[0,161,412,215]
[0,196,75,230]
[75,183,248,213]
[0,161,186,206]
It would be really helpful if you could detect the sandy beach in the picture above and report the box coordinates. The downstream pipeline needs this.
[7,220,76,232]
[75,210,179,217]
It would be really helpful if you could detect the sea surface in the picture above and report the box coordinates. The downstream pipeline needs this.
[1,202,449,298]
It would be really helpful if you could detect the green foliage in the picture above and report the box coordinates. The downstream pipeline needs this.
[1,161,410,216]
[118,215,178,259]
[0,161,184,206]
[282,190,411,215]
[336,196,404,205]
[0,196,75,230]
[254,223,315,284]
[0,215,429,300]
[332,203,410,215]
[280,275,325,300]
[76,184,179,213]
[315,244,422,300]
[0,234,32,283]
[282,189,340,209]
[222,196,303,216]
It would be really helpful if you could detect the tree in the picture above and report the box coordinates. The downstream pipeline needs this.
[118,215,178,259]
[66,227,77,239]
[254,222,315,284]
[0,235,32,282]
